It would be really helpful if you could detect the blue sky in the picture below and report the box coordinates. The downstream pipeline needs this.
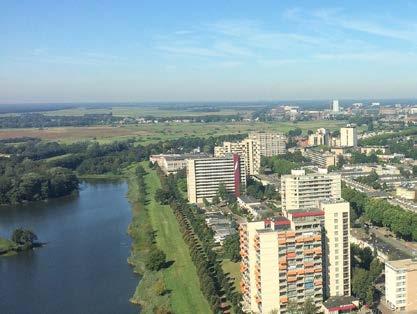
[1,0,417,103]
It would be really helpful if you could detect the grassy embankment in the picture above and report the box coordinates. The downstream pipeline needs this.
[127,162,211,313]
[0,237,19,256]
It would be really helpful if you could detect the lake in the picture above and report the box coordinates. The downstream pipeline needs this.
[0,180,138,314]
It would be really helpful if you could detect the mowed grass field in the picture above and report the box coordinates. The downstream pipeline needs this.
[40,106,254,117]
[143,163,211,313]
[0,120,348,144]
[222,259,241,291]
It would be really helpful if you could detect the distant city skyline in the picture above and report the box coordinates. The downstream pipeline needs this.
[2,0,417,103]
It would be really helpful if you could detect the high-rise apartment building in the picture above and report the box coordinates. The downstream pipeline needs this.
[320,199,351,298]
[214,132,286,175]
[214,139,260,175]
[280,169,341,211]
[340,125,358,147]
[385,259,417,312]
[240,209,324,313]
[248,132,287,156]
[308,128,330,146]
[186,154,246,203]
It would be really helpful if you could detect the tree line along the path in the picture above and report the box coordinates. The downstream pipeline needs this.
[342,185,417,241]
[153,164,243,314]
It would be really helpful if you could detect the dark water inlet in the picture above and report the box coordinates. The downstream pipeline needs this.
[0,180,138,314]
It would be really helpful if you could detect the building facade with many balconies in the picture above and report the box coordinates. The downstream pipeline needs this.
[240,209,324,313]
[280,169,341,211]
[186,154,246,203]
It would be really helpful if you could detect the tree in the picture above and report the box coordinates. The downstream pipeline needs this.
[223,234,241,262]
[352,268,370,301]
[286,300,300,314]
[11,229,37,246]
[217,183,228,200]
[369,258,383,281]
[302,298,317,314]
[365,286,376,307]
[145,249,167,271]
[212,195,220,205]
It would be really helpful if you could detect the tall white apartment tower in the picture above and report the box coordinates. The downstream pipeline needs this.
[340,125,358,147]
[240,212,324,313]
[280,169,342,211]
[186,154,246,203]
[332,100,340,112]
[319,199,351,298]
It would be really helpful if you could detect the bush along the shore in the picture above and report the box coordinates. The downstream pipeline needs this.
[0,229,40,256]
[155,167,243,314]
[126,165,171,314]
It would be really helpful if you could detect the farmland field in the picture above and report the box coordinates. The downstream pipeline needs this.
[0,120,346,144]
[0,120,349,143]
[40,106,254,117]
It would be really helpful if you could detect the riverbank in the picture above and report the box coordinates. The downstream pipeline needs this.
[0,237,18,256]
[126,162,211,314]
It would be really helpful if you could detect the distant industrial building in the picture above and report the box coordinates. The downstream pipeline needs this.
[186,154,246,203]
[332,100,340,112]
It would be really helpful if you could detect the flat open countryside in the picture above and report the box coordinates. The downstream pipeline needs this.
[40,106,255,117]
[0,120,348,143]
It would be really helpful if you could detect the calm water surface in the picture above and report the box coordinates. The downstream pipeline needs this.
[0,180,138,314]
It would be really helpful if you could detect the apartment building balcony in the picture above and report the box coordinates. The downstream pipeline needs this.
[314,247,322,255]
[240,281,249,294]
[278,232,286,239]
[304,261,314,268]
[280,296,288,303]
[278,238,286,245]
[288,269,298,276]
[240,263,248,273]
[287,252,296,259]
[288,276,297,283]
[314,279,323,286]
[304,248,315,255]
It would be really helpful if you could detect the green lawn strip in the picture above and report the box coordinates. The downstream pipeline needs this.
[221,259,241,291]
[143,162,211,314]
